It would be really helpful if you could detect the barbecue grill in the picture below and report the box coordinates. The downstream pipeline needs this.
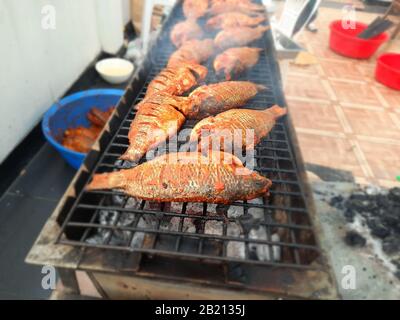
[26,0,339,299]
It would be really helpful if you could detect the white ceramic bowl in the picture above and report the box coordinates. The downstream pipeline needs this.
[95,58,134,84]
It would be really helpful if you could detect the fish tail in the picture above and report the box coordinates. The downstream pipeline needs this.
[259,25,270,33]
[86,171,126,191]
[267,105,287,119]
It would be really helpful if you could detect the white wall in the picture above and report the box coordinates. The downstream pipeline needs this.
[0,0,127,163]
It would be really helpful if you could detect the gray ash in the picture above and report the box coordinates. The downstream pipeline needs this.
[331,187,400,253]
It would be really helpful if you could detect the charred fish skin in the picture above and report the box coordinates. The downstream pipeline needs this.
[190,105,287,151]
[214,25,270,50]
[214,47,263,80]
[186,81,267,119]
[120,93,188,163]
[206,12,266,30]
[87,152,272,204]
[183,0,209,19]
[170,19,204,48]
[145,63,208,98]
[168,39,215,69]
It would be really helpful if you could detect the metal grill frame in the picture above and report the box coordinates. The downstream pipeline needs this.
[56,10,318,268]
[26,0,339,299]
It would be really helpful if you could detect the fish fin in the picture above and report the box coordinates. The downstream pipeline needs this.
[268,105,287,119]
[258,25,270,33]
[87,172,126,191]
[255,84,268,92]
[120,146,143,163]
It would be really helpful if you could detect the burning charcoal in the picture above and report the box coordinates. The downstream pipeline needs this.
[227,241,246,259]
[344,230,366,247]
[389,187,400,203]
[249,227,281,261]
[238,214,257,234]
[217,204,231,216]
[162,216,196,233]
[366,218,390,239]
[169,202,183,213]
[125,197,142,209]
[226,222,245,258]
[129,217,147,248]
[227,205,244,219]
[111,194,126,206]
[205,220,223,235]
[186,202,205,216]
[247,198,264,220]
[382,236,400,254]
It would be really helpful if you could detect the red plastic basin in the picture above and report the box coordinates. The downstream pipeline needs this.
[329,20,389,59]
[376,53,400,90]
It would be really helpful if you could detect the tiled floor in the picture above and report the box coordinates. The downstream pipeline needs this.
[283,7,400,188]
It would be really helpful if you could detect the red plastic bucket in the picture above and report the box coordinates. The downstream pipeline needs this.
[376,53,400,90]
[329,20,389,59]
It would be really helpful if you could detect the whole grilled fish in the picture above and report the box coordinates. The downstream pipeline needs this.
[120,92,190,162]
[178,81,266,119]
[88,151,272,204]
[168,39,215,68]
[170,19,204,48]
[190,105,287,151]
[214,25,269,50]
[206,12,266,30]
[145,63,207,98]
[183,0,209,19]
[208,0,265,16]
[214,47,262,80]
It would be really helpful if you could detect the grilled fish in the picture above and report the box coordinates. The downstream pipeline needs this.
[178,81,266,119]
[190,105,287,151]
[206,12,266,30]
[214,47,262,80]
[214,25,269,50]
[120,92,189,162]
[183,0,209,19]
[145,63,208,98]
[170,19,204,48]
[168,39,215,68]
[88,151,272,204]
[208,0,265,16]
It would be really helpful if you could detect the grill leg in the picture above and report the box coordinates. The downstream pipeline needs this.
[57,268,80,295]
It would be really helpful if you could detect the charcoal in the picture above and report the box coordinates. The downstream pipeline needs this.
[388,187,400,203]
[344,209,356,222]
[344,231,366,247]
[382,236,400,254]
[346,197,371,212]
[329,195,344,208]
[367,217,391,239]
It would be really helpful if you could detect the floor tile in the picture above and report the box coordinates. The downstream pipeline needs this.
[319,59,366,82]
[285,74,331,101]
[0,194,56,299]
[330,79,382,107]
[357,140,400,181]
[9,144,75,201]
[287,99,344,133]
[296,132,364,177]
[341,107,400,139]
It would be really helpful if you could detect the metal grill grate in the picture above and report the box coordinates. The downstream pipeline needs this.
[56,2,322,270]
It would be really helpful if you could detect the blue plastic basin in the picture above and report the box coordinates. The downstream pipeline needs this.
[42,89,124,169]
